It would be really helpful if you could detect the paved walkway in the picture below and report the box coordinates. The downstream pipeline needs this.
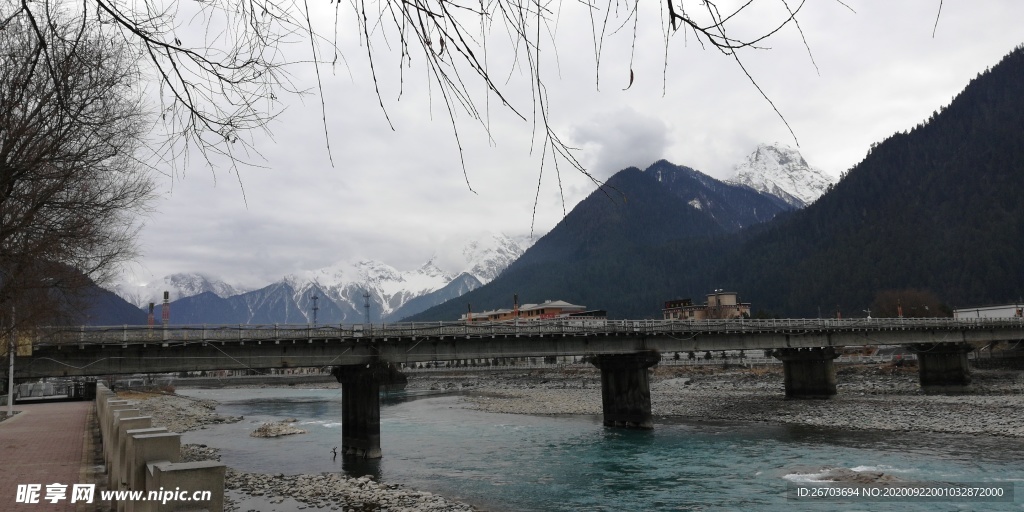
[0,401,94,511]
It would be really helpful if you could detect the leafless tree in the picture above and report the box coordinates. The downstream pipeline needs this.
[0,12,155,332]
[871,289,950,318]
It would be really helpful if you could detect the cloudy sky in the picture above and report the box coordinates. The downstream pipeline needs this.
[120,0,1024,290]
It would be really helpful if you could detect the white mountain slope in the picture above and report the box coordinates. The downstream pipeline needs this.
[461,233,527,283]
[286,258,457,319]
[727,143,835,208]
[110,232,527,322]
[111,272,246,308]
[287,233,527,319]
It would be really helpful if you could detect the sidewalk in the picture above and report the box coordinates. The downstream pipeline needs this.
[0,401,94,511]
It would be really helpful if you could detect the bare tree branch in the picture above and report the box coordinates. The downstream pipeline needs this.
[6,0,829,223]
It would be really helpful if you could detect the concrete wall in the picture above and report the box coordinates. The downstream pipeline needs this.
[145,461,225,512]
[95,384,225,512]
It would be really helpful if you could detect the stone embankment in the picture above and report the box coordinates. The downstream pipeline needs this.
[135,391,478,511]
[411,364,1024,438]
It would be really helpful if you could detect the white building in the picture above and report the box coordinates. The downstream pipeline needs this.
[953,303,1024,319]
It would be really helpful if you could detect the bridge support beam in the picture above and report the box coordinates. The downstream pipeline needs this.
[331,362,406,459]
[591,351,660,429]
[772,347,839,398]
[909,342,972,394]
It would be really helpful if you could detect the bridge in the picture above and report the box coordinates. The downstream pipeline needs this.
[14,317,1024,458]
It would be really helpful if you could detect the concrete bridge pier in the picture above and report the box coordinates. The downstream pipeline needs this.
[332,364,383,459]
[331,362,406,459]
[591,351,660,429]
[772,347,839,398]
[909,342,973,393]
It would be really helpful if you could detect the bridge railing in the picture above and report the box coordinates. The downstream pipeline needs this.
[27,316,1024,347]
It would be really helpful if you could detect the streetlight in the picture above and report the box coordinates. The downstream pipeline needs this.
[310,295,319,327]
[1,264,14,417]
[6,305,14,418]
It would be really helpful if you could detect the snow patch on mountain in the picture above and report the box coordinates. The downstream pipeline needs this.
[111,272,246,308]
[727,143,835,208]
[286,258,458,319]
[460,233,525,283]
[111,232,527,321]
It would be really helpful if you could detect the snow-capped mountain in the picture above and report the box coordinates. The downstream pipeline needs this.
[285,258,460,320]
[110,233,526,323]
[461,233,527,283]
[111,272,246,309]
[281,233,526,320]
[727,143,835,208]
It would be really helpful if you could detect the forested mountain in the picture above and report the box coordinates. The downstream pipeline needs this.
[648,160,794,230]
[408,161,794,320]
[411,45,1024,320]
[79,285,149,325]
[713,44,1024,315]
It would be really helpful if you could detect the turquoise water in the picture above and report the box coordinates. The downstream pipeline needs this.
[179,388,1023,511]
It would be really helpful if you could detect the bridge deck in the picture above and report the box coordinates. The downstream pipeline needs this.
[14,318,1024,378]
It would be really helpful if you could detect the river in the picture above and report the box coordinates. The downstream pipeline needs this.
[177,387,1023,511]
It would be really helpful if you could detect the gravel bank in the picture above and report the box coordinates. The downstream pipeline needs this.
[411,363,1024,438]
[179,443,475,512]
[115,390,242,433]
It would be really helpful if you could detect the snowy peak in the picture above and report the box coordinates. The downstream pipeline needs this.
[461,233,525,284]
[414,258,455,285]
[166,272,243,299]
[109,231,526,322]
[285,258,451,318]
[727,143,835,208]
[109,272,244,308]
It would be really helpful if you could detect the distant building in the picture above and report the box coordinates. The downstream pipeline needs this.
[953,303,1024,319]
[663,290,751,320]
[460,300,606,322]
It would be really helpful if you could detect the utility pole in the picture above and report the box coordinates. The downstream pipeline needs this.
[310,295,319,326]
[7,305,14,417]
[363,290,371,325]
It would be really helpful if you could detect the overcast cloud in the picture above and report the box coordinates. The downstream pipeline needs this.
[571,108,672,180]
[117,0,1024,290]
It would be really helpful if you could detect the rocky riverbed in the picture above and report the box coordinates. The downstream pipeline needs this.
[179,444,475,512]
[129,362,1024,510]
[409,363,1024,438]
[116,390,242,432]
[250,418,306,438]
